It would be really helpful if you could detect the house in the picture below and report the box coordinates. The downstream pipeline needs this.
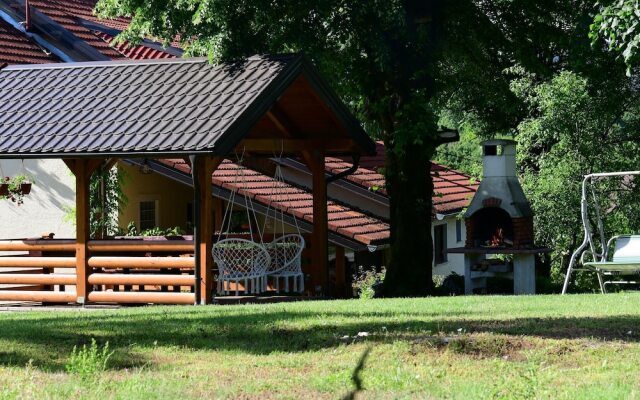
[0,0,478,294]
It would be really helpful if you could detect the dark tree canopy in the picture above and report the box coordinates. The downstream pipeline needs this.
[96,0,584,296]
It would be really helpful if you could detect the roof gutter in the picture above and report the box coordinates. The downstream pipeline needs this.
[326,154,360,184]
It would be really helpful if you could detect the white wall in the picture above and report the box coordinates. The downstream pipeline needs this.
[0,159,75,239]
[433,216,466,276]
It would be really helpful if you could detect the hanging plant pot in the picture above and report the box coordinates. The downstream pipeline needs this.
[0,183,8,197]
[20,181,32,195]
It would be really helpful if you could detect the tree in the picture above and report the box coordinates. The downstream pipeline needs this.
[590,0,640,73]
[438,1,640,292]
[95,0,564,296]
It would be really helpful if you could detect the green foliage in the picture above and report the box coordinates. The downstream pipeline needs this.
[90,166,128,238]
[352,266,386,299]
[65,339,112,382]
[123,222,186,237]
[591,0,640,74]
[514,69,640,291]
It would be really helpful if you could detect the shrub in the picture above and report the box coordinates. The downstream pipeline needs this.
[352,266,385,299]
[65,338,112,381]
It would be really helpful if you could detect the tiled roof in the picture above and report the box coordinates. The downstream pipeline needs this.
[159,159,390,247]
[30,0,128,60]
[0,19,58,64]
[0,56,294,156]
[93,31,174,60]
[329,141,478,214]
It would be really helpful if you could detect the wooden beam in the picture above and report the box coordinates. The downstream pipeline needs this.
[87,256,195,269]
[307,150,329,296]
[74,159,90,304]
[266,105,304,138]
[87,291,195,305]
[197,156,221,304]
[236,139,359,155]
[335,246,347,298]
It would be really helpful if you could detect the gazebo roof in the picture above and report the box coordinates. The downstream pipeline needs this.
[0,54,375,158]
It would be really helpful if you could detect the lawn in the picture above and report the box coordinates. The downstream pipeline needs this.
[0,294,639,399]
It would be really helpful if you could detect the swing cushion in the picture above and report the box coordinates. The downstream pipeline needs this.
[584,235,640,274]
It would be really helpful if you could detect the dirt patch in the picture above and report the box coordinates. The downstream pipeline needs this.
[411,334,532,361]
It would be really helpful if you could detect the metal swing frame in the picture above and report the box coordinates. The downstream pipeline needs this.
[562,170,640,294]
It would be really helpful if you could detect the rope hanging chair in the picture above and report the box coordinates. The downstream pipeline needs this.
[260,160,306,293]
[212,155,270,296]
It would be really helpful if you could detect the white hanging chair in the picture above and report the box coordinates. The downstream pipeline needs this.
[261,160,306,293]
[212,155,270,295]
[265,234,306,293]
[213,238,270,295]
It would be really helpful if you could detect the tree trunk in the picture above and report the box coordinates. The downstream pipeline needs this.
[381,138,437,297]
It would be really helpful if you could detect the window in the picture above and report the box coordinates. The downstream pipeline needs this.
[139,200,157,230]
[456,219,462,243]
[434,224,448,264]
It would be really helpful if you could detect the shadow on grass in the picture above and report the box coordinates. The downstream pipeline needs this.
[0,307,639,372]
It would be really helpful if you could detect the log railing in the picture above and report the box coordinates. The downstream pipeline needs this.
[0,239,197,304]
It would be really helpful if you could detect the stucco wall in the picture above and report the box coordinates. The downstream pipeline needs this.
[118,162,195,232]
[0,159,75,239]
[432,216,466,277]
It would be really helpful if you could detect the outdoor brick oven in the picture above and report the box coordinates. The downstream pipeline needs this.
[448,139,551,294]
[464,140,534,249]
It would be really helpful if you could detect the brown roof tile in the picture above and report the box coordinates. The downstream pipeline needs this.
[0,19,58,64]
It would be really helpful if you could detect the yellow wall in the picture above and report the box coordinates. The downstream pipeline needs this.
[118,162,194,232]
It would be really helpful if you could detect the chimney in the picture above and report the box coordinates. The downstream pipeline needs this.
[25,0,31,31]
[463,139,534,248]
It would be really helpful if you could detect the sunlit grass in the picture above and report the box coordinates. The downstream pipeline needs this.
[0,293,639,398]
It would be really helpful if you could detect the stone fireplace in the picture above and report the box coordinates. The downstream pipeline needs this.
[447,139,551,294]
[464,140,534,249]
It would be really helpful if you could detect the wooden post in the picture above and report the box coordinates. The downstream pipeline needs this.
[196,157,220,304]
[192,156,222,304]
[307,150,329,296]
[335,246,347,298]
[75,159,90,304]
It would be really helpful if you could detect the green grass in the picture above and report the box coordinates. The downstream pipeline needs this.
[0,294,640,399]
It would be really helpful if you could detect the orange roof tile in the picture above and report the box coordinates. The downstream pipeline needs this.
[158,159,390,246]
[330,141,478,214]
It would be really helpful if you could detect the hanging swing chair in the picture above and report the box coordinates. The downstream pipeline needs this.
[261,161,306,293]
[212,156,271,295]
[562,170,640,294]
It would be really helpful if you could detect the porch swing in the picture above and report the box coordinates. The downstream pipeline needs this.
[562,171,640,294]
[211,154,305,295]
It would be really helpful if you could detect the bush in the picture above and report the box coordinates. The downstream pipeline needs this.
[65,338,112,382]
[352,266,385,299]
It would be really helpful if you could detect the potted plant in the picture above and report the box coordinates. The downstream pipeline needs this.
[0,177,8,197]
[4,175,35,205]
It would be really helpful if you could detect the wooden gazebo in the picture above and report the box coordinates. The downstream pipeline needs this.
[0,54,375,305]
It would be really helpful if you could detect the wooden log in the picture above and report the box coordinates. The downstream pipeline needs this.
[75,159,91,303]
[86,291,195,304]
[88,273,194,286]
[87,256,195,269]
[0,291,76,302]
[88,240,195,252]
[335,246,347,298]
[0,240,76,252]
[0,274,76,285]
[0,257,75,268]
[308,150,329,295]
